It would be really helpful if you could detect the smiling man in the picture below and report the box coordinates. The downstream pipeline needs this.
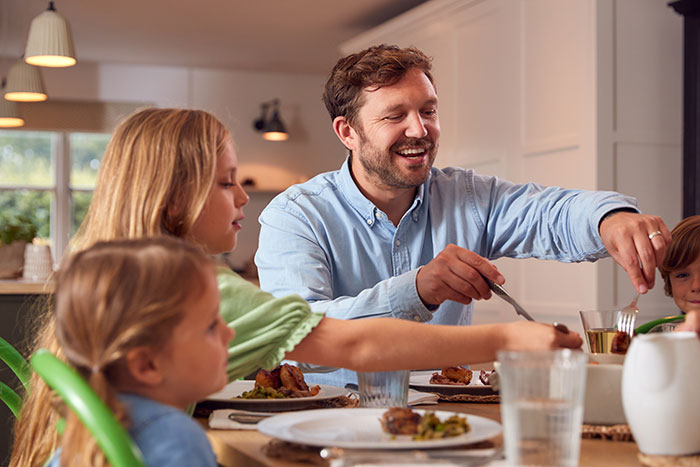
[255,44,670,386]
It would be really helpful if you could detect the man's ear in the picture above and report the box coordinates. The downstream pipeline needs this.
[332,116,360,152]
[125,346,164,387]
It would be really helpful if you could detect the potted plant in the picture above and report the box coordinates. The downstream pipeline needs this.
[0,215,38,279]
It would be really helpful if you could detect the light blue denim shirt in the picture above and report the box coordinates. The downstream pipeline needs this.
[46,393,217,467]
[255,157,638,387]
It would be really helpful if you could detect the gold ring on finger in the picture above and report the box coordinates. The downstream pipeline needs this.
[648,230,662,241]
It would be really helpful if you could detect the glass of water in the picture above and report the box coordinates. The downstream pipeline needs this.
[356,370,409,407]
[497,349,588,467]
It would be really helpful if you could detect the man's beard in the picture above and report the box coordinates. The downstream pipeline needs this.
[355,132,438,189]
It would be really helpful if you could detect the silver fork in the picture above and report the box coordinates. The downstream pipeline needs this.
[616,293,639,336]
[484,277,569,334]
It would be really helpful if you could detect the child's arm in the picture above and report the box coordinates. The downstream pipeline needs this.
[286,317,583,372]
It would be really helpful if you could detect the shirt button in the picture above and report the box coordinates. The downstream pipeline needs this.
[413,315,421,321]
[412,212,418,221]
[376,212,382,219]
[366,218,373,225]
[395,240,401,246]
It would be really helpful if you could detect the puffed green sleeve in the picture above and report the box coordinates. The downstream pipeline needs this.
[216,267,325,381]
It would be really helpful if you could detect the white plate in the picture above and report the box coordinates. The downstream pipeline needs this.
[409,371,496,396]
[200,380,348,412]
[258,408,502,449]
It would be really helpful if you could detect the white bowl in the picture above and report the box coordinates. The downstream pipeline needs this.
[583,362,626,425]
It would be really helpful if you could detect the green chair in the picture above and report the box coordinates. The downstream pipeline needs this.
[30,349,146,467]
[0,336,31,417]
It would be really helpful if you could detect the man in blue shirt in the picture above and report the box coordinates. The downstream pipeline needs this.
[255,45,671,386]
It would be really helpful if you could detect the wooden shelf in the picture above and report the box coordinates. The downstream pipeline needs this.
[0,279,54,295]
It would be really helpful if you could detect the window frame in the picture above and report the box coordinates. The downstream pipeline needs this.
[0,129,108,263]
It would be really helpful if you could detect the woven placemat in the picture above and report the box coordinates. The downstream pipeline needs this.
[309,393,360,409]
[194,394,358,418]
[435,393,500,403]
[581,423,634,442]
[637,452,700,466]
[263,439,328,466]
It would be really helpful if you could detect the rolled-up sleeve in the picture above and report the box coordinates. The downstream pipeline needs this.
[217,267,324,381]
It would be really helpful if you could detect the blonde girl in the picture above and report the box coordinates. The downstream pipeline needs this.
[47,237,230,467]
[12,108,581,466]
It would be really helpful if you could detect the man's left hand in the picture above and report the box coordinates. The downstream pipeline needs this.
[599,212,671,294]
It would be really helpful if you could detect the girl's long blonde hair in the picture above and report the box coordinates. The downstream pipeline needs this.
[56,237,212,467]
[10,108,231,467]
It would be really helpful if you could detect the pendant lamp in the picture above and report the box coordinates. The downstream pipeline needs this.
[0,80,24,128]
[24,1,77,68]
[4,60,47,102]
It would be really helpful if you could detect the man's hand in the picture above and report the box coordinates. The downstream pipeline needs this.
[416,244,504,306]
[599,212,671,294]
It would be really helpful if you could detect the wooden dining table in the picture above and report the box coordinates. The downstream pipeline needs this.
[201,400,641,466]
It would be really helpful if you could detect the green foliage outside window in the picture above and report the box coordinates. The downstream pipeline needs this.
[0,130,108,244]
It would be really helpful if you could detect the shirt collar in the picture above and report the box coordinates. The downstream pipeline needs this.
[337,156,428,226]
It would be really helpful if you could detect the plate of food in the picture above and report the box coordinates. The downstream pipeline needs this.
[257,407,502,449]
[199,363,347,412]
[409,367,497,396]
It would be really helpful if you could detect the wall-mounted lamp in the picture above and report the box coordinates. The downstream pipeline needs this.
[24,1,77,68]
[0,80,24,128]
[253,99,289,141]
[4,60,47,102]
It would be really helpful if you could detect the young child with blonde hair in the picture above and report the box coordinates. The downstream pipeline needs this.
[659,215,700,333]
[46,236,231,466]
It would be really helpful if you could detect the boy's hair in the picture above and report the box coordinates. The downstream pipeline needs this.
[71,107,231,253]
[322,44,434,128]
[660,215,700,296]
[55,237,213,467]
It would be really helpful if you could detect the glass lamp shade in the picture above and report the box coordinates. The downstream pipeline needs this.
[0,98,24,128]
[24,6,77,68]
[4,61,47,102]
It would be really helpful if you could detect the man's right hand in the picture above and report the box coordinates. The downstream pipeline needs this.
[416,244,504,307]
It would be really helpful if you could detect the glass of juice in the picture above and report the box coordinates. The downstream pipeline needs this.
[579,309,627,354]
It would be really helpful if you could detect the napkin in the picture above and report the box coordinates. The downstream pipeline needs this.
[408,389,439,406]
[208,409,263,430]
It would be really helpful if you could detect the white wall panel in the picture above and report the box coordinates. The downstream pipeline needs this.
[519,0,590,158]
[615,0,682,142]
[450,1,517,175]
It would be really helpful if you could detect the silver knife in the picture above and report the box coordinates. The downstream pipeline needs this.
[320,446,503,465]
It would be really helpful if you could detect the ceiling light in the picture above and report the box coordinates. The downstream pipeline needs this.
[4,60,47,102]
[0,80,24,128]
[253,99,289,142]
[24,1,77,68]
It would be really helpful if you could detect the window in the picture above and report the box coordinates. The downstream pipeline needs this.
[0,129,110,262]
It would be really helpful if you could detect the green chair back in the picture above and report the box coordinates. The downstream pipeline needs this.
[0,381,22,417]
[30,349,146,467]
[0,336,31,417]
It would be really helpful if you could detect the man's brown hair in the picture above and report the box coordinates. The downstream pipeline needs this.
[322,44,434,127]
[660,215,700,296]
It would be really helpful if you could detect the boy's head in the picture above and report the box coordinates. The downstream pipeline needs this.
[659,215,700,297]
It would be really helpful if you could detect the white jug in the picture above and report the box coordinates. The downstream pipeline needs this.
[622,332,700,455]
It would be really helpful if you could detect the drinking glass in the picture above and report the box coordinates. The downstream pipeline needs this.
[356,370,409,407]
[498,349,587,467]
[579,309,623,353]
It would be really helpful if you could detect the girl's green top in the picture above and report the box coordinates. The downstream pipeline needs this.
[216,266,325,381]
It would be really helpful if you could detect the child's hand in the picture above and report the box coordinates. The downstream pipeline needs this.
[675,310,700,335]
[501,321,583,351]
